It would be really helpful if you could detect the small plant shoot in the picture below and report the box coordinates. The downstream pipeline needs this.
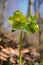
[8,10,39,65]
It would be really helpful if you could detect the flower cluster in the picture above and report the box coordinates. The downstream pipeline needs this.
[8,10,39,33]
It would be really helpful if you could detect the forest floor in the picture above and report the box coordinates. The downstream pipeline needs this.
[0,44,43,65]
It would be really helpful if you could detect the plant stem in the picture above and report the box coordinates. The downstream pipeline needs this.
[19,30,23,65]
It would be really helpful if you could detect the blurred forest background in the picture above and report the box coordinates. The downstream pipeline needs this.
[0,0,43,65]
[0,0,43,47]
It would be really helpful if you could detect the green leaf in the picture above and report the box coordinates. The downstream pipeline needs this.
[28,13,37,23]
[29,13,33,20]
[24,24,31,33]
[33,15,37,21]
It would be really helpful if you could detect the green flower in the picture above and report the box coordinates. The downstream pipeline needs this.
[24,23,39,33]
[8,10,39,33]
[8,10,26,30]
[24,13,39,33]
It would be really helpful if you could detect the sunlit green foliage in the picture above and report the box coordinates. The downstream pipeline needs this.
[8,10,39,33]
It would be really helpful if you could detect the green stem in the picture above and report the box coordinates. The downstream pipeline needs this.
[19,30,23,65]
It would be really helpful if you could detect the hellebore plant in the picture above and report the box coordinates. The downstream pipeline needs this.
[8,10,39,65]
